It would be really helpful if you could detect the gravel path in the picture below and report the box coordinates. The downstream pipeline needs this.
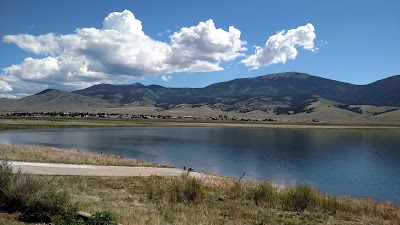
[10,161,210,178]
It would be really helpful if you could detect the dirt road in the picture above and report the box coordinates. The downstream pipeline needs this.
[10,161,209,178]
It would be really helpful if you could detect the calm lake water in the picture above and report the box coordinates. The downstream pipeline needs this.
[0,127,399,204]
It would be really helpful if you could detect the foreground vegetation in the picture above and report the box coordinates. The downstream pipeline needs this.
[1,145,399,224]
[0,161,118,224]
[57,176,400,224]
[1,161,399,225]
[3,174,398,224]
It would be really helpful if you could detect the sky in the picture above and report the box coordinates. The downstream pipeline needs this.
[0,0,399,98]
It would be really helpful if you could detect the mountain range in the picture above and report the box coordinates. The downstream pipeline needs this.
[72,72,400,107]
[1,72,399,121]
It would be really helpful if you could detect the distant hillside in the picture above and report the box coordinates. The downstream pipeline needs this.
[2,72,400,117]
[354,75,400,106]
[73,72,400,112]
[0,89,116,112]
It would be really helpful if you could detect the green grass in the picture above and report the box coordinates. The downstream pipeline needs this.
[1,117,399,131]
[0,117,174,130]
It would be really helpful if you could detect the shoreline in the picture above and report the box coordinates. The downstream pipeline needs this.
[1,143,397,205]
[1,117,400,131]
[0,144,229,180]
[9,161,218,179]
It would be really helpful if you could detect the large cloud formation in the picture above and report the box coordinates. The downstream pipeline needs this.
[241,23,317,69]
[0,10,317,98]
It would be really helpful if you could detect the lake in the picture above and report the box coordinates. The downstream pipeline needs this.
[0,127,399,204]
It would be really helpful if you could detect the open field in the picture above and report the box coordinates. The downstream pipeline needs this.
[2,96,400,126]
[1,117,400,131]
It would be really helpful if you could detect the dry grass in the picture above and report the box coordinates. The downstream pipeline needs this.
[43,175,400,225]
[0,213,28,225]
[0,144,163,167]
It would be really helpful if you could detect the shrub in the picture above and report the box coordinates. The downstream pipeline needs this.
[0,163,48,213]
[146,176,166,201]
[54,206,86,225]
[183,178,204,203]
[281,184,316,212]
[0,160,70,223]
[88,211,118,225]
[248,182,277,206]
[169,177,205,203]
[317,195,340,214]
[227,183,246,200]
[19,185,70,222]
[170,181,184,203]
[0,160,13,189]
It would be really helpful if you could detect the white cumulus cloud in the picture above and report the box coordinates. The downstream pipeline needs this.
[3,33,61,56]
[103,10,145,36]
[167,20,247,72]
[1,9,318,98]
[161,75,172,81]
[4,57,59,81]
[1,10,247,97]
[241,23,317,69]
[0,80,13,92]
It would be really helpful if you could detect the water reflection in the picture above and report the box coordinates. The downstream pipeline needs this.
[0,127,399,204]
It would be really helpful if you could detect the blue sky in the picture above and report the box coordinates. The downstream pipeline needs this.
[0,0,399,98]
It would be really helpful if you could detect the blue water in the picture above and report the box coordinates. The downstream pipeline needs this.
[0,127,399,204]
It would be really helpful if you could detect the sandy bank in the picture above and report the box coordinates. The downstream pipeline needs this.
[10,161,217,179]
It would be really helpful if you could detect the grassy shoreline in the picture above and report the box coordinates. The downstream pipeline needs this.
[1,117,400,131]
[0,144,165,168]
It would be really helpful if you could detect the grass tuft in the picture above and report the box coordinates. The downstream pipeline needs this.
[146,175,205,204]
[281,184,316,212]
[169,176,205,203]
[248,182,278,207]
